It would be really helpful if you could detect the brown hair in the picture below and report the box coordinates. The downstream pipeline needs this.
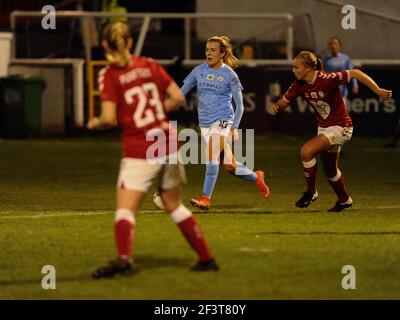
[207,36,240,69]
[329,36,342,46]
[102,22,131,67]
[295,51,323,71]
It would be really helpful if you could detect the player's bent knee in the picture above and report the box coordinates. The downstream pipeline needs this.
[162,200,181,213]
[160,187,181,213]
[115,208,136,224]
[300,147,313,161]
[322,162,337,177]
[222,162,236,173]
[169,204,192,224]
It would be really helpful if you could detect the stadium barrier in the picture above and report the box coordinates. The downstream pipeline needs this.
[10,11,294,63]
[173,65,400,137]
[86,62,399,137]
[10,11,398,137]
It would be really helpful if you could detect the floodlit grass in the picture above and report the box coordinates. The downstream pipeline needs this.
[1,134,399,299]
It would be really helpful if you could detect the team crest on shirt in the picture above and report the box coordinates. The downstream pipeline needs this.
[318,91,325,98]
[311,92,318,99]
[217,76,224,81]
[207,74,215,80]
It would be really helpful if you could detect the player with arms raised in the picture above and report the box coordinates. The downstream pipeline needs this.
[87,22,218,278]
[267,51,392,212]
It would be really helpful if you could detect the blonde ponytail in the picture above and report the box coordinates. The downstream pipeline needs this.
[103,22,131,67]
[207,35,240,69]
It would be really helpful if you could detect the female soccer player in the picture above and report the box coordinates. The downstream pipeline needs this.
[181,35,270,211]
[267,51,392,212]
[87,22,218,278]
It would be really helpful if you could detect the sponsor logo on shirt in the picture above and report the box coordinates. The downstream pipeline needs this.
[198,82,222,90]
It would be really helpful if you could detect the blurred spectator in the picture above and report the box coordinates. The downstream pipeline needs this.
[240,44,255,60]
[323,36,358,99]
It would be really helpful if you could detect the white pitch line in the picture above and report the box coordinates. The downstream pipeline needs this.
[369,206,400,210]
[0,208,262,219]
[347,205,400,211]
[239,247,272,253]
[0,210,158,219]
[0,206,399,219]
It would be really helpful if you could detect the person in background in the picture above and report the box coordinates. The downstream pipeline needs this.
[323,36,358,99]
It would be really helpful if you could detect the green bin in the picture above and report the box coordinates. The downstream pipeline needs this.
[0,75,46,138]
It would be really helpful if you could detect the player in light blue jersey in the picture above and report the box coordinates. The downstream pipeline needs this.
[181,36,270,210]
[323,36,358,98]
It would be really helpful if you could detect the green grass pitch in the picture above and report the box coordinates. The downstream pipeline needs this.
[1,134,400,299]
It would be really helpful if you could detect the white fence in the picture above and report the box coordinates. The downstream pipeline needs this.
[10,11,294,65]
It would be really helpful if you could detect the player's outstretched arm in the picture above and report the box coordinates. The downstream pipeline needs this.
[87,101,117,130]
[349,69,392,99]
[164,81,185,113]
[266,98,289,116]
[230,90,245,141]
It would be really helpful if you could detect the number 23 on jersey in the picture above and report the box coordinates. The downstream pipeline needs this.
[124,82,166,128]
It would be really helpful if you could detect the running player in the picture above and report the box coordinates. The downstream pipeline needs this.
[181,36,270,210]
[267,51,392,212]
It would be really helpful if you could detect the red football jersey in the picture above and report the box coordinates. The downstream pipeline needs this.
[98,56,176,159]
[283,70,353,128]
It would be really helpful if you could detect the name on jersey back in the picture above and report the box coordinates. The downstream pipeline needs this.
[119,68,152,85]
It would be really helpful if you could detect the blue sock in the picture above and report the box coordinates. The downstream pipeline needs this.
[203,163,219,198]
[234,162,257,182]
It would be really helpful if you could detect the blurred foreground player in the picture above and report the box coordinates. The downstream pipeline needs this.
[87,22,218,278]
[267,51,392,212]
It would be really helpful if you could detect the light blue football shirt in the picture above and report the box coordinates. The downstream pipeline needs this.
[323,53,358,97]
[181,63,243,127]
